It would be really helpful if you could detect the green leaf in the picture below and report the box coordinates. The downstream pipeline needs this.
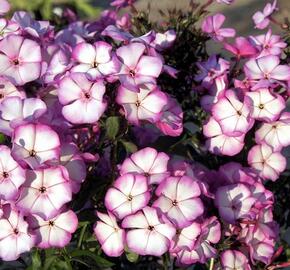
[120,140,138,153]
[70,250,114,268]
[26,250,41,270]
[0,133,5,144]
[126,251,139,263]
[43,255,57,270]
[105,116,120,140]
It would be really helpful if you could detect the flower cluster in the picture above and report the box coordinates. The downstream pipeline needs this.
[0,0,289,268]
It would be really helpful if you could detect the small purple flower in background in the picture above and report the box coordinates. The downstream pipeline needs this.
[252,0,277,29]
[202,13,235,42]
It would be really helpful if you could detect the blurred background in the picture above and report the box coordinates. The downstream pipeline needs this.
[8,0,290,36]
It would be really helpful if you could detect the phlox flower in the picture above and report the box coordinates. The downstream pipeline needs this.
[0,96,47,136]
[110,0,135,9]
[244,55,290,83]
[105,173,150,219]
[94,211,125,257]
[116,42,163,92]
[255,112,290,151]
[248,143,286,181]
[57,73,107,124]
[72,41,120,80]
[120,147,169,185]
[153,175,204,228]
[0,0,10,15]
[220,250,251,270]
[57,142,87,193]
[0,204,35,261]
[212,90,253,136]
[11,11,53,40]
[116,14,132,31]
[223,37,257,58]
[0,76,23,102]
[28,210,78,248]
[245,88,285,122]
[156,96,183,137]
[0,19,20,40]
[216,0,234,4]
[42,44,72,84]
[11,123,60,169]
[0,35,42,85]
[203,116,245,156]
[153,30,176,51]
[175,217,221,265]
[116,84,167,125]
[250,29,286,57]
[215,183,256,223]
[252,0,277,29]
[195,55,230,89]
[170,222,201,253]
[201,13,235,42]
[16,166,72,219]
[0,145,25,200]
[122,206,176,256]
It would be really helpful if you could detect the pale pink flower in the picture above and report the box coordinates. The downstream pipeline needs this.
[120,147,170,185]
[156,96,183,137]
[212,90,253,136]
[246,88,285,122]
[255,113,290,151]
[0,0,10,15]
[203,116,245,156]
[248,143,286,181]
[0,204,35,261]
[221,250,251,270]
[28,210,78,248]
[0,35,42,85]
[0,145,25,200]
[72,41,120,80]
[105,173,150,219]
[153,176,204,228]
[170,222,201,253]
[0,96,47,136]
[57,142,87,193]
[94,211,125,257]
[153,30,176,51]
[0,76,23,102]
[175,217,221,265]
[57,73,107,124]
[216,0,234,4]
[122,206,176,256]
[215,183,256,223]
[244,55,290,83]
[110,0,135,9]
[201,13,235,42]
[16,166,72,219]
[11,123,60,169]
[0,19,20,40]
[252,0,277,29]
[250,29,287,57]
[116,42,163,92]
[116,84,167,125]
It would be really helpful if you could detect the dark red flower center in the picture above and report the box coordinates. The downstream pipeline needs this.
[129,70,136,77]
[29,149,37,157]
[148,225,154,231]
[39,186,47,193]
